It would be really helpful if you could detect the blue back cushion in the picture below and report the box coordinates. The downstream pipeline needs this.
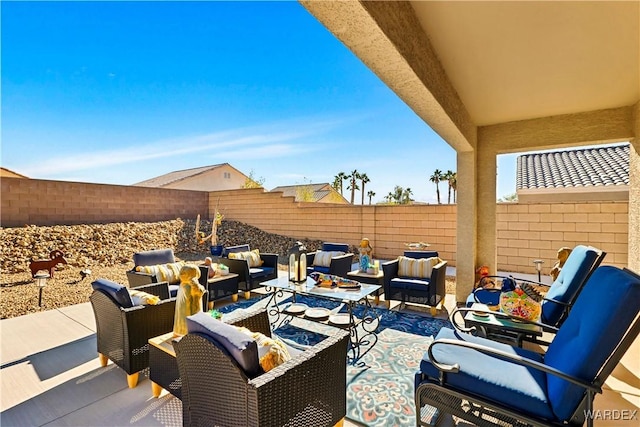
[322,242,349,253]
[224,244,251,256]
[403,250,439,259]
[542,245,599,324]
[186,312,261,378]
[545,266,640,420]
[133,249,175,267]
[91,279,134,308]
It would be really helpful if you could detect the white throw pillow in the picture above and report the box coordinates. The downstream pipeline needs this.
[313,250,345,267]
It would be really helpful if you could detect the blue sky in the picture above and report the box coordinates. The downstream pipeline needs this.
[2,1,517,203]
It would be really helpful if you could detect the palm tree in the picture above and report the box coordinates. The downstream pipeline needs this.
[359,173,370,205]
[430,169,443,204]
[367,190,376,205]
[449,172,457,203]
[348,169,361,204]
[334,172,347,196]
[444,170,454,204]
[401,187,413,204]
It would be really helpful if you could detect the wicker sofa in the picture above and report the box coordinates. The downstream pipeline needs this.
[174,308,350,427]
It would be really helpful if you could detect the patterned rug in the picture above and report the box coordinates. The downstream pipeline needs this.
[218,295,451,426]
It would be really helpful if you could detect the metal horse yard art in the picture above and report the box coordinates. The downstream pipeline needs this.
[29,250,67,278]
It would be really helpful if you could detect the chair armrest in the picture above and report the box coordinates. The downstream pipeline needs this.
[260,253,278,269]
[329,253,354,277]
[126,270,157,288]
[122,298,177,349]
[223,258,250,283]
[427,338,600,393]
[131,281,171,300]
[430,261,447,301]
[226,309,272,337]
[306,252,317,266]
[382,259,399,291]
[248,329,350,426]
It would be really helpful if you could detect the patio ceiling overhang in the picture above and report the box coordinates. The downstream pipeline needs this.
[301,0,639,152]
[300,0,640,299]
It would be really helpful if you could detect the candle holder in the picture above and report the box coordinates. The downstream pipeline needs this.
[288,241,307,283]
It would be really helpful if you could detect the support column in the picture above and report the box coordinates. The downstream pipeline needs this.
[455,151,477,302]
[629,102,640,272]
[476,138,498,280]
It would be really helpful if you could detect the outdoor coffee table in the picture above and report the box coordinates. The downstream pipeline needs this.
[148,332,182,399]
[463,303,543,347]
[260,276,381,366]
[347,269,384,304]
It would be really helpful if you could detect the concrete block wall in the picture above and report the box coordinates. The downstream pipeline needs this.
[208,189,457,263]
[0,177,208,226]
[497,201,628,274]
[1,178,628,273]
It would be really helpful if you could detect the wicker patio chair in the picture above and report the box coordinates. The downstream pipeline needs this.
[89,279,176,388]
[174,308,350,427]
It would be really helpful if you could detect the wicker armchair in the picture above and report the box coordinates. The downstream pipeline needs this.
[89,279,176,388]
[174,309,350,427]
[222,244,278,299]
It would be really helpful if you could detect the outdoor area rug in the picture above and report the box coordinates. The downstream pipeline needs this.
[218,294,452,426]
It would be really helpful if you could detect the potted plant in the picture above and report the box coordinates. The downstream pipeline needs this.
[209,209,224,256]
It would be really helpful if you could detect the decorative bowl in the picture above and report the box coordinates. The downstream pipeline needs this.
[499,290,541,322]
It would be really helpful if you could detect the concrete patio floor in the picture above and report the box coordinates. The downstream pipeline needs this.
[1,280,638,426]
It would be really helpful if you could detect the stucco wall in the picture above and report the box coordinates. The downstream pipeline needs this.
[164,164,247,191]
[0,177,208,226]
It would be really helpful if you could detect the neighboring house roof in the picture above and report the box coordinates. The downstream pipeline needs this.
[0,167,28,178]
[134,163,247,188]
[271,183,349,203]
[516,144,629,190]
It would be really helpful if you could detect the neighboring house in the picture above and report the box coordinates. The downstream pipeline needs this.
[271,183,349,204]
[134,163,250,191]
[516,143,629,203]
[0,168,28,178]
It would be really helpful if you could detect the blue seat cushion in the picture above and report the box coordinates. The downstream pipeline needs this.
[322,242,349,253]
[186,312,261,378]
[249,267,275,278]
[544,266,640,421]
[403,250,438,259]
[133,249,175,267]
[541,245,599,325]
[308,266,330,275]
[391,277,430,291]
[419,328,553,420]
[465,288,501,307]
[92,279,134,308]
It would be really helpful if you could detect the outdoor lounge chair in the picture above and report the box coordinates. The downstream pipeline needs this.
[89,279,177,388]
[306,242,354,278]
[222,244,278,299]
[126,248,182,297]
[382,251,446,314]
[174,308,350,427]
[464,245,605,340]
[415,265,640,427]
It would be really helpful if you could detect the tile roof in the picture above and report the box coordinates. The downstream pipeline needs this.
[516,144,629,190]
[134,164,225,187]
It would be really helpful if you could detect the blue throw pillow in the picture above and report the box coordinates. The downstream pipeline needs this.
[186,312,261,378]
[91,279,134,308]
